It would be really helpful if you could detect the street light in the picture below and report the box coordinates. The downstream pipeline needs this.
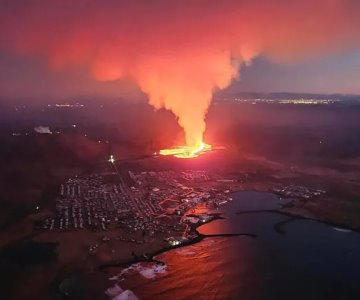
[108,155,115,163]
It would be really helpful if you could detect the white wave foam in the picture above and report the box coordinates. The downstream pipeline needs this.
[113,263,167,280]
[113,290,138,300]
[105,284,123,297]
[332,227,352,233]
[106,264,165,300]
[176,248,196,256]
[105,284,138,300]
[109,275,119,281]
[137,264,167,279]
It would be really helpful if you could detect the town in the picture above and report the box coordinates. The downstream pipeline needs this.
[39,167,234,246]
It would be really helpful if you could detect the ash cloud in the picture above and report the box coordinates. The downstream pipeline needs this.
[1,0,360,146]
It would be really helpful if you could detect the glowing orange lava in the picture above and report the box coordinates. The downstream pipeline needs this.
[160,142,212,159]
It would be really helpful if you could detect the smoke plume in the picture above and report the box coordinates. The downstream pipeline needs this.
[1,0,360,146]
[34,126,52,134]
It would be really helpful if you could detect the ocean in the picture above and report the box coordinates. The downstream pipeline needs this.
[108,191,360,300]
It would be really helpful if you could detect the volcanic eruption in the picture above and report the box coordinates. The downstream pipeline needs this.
[159,142,212,159]
[1,0,360,159]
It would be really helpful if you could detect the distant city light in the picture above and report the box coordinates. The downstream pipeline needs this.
[225,97,340,105]
[47,103,85,108]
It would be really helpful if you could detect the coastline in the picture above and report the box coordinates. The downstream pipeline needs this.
[56,190,360,299]
[57,211,257,298]
[232,188,360,232]
[97,213,256,271]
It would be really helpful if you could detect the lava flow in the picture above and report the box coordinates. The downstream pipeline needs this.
[160,142,212,159]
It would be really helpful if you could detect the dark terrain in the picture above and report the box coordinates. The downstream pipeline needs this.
[0,95,360,299]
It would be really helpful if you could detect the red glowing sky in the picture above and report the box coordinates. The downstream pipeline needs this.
[1,0,360,145]
[1,0,360,99]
